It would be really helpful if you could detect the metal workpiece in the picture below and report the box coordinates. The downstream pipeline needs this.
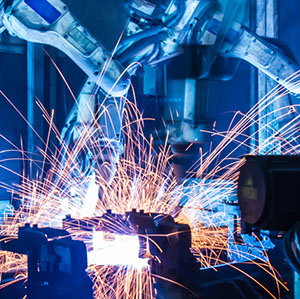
[226,27,300,94]
[3,0,130,97]
[1,211,288,299]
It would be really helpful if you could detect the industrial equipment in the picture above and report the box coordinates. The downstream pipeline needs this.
[0,1,299,298]
[238,155,300,231]
[238,155,300,275]
[0,210,292,298]
[0,224,93,299]
[0,0,299,185]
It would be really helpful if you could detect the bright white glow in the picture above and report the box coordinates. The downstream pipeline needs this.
[88,231,148,268]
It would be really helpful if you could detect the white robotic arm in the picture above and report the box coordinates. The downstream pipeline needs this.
[0,1,128,212]
[120,0,300,94]
[2,0,130,97]
[2,0,300,125]
[226,27,300,94]
[1,0,299,113]
[1,0,299,192]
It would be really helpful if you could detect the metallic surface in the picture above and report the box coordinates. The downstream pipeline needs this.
[3,0,130,97]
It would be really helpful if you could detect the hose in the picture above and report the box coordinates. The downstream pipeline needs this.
[117,31,169,64]
[115,26,164,55]
[166,0,186,28]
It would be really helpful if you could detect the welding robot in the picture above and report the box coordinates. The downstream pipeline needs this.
[0,1,299,297]
[0,0,299,191]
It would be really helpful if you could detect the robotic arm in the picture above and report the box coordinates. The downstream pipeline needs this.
[2,0,298,96]
[1,0,130,97]
[0,0,129,201]
[119,0,300,93]
[0,0,299,193]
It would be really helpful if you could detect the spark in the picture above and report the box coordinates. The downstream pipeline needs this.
[1,57,300,298]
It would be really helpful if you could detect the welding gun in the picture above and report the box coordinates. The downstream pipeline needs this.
[0,224,93,299]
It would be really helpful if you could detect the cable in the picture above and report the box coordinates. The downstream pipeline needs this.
[283,221,300,273]
[165,0,186,28]
[115,26,163,55]
[117,31,168,64]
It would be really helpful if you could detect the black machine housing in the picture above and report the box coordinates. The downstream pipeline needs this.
[238,155,300,231]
